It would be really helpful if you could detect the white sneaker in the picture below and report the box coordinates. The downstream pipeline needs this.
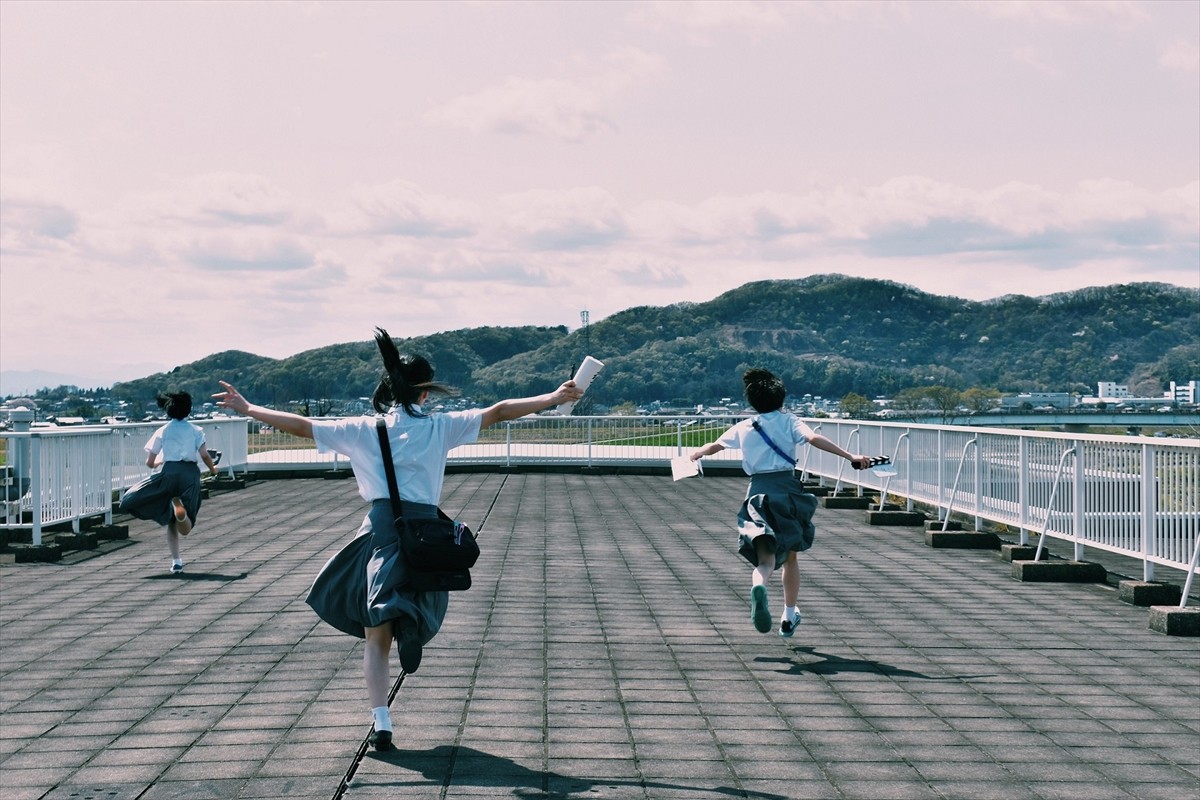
[170,561,184,574]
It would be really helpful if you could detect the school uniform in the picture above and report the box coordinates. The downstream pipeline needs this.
[119,419,207,525]
[304,406,483,647]
[715,410,820,568]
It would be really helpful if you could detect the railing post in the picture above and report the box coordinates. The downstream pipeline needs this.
[105,430,116,525]
[505,422,512,468]
[1141,444,1156,582]
[1072,439,1085,562]
[936,429,945,522]
[30,434,42,546]
[587,417,594,468]
[1018,436,1029,546]
[973,436,983,531]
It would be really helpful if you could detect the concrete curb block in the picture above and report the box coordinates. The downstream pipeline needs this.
[9,543,63,563]
[1148,605,1200,636]
[926,531,1000,549]
[1119,581,1183,607]
[91,524,129,541]
[53,532,98,551]
[1000,544,1039,562]
[210,477,247,490]
[924,520,965,531]
[1012,559,1106,583]
[823,496,875,510]
[866,510,928,526]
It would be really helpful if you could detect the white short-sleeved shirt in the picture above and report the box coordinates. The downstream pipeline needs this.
[145,419,206,463]
[716,410,816,475]
[311,406,485,505]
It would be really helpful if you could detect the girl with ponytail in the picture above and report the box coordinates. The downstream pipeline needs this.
[690,368,870,639]
[214,327,581,752]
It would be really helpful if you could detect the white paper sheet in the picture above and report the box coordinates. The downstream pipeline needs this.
[557,355,605,415]
[671,455,703,481]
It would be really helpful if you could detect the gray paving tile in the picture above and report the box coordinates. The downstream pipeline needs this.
[1,473,1197,800]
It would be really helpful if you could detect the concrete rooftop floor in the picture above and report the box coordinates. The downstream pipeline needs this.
[1,472,1198,800]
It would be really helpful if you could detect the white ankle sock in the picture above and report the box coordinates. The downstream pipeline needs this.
[371,706,392,732]
[783,606,799,622]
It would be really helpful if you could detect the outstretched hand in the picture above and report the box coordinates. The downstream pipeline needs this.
[849,455,872,470]
[212,381,249,415]
[554,380,584,405]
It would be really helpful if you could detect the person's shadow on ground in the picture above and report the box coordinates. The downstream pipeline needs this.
[759,646,994,681]
[141,571,248,582]
[363,744,789,799]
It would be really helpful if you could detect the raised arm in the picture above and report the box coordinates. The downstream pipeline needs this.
[212,381,315,440]
[198,445,219,476]
[807,433,870,470]
[690,442,726,461]
[479,381,583,430]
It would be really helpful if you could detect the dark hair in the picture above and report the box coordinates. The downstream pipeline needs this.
[743,368,786,413]
[371,327,458,416]
[157,391,193,420]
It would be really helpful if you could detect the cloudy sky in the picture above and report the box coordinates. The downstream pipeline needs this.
[2,0,1197,389]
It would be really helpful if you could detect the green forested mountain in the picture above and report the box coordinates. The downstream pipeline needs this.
[109,275,1198,411]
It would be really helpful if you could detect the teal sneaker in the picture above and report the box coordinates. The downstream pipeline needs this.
[751,585,771,633]
[779,613,801,638]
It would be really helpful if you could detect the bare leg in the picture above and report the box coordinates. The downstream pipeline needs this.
[781,550,800,608]
[752,536,776,587]
[363,623,393,709]
[165,523,181,562]
[171,497,192,536]
[750,536,776,633]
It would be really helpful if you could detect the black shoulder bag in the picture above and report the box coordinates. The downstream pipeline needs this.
[376,418,479,592]
[751,418,797,467]
[751,417,890,472]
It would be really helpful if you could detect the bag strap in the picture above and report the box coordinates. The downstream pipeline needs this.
[751,418,797,467]
[375,417,404,521]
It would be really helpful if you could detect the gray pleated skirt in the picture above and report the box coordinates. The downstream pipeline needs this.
[118,461,202,526]
[305,499,449,646]
[736,470,819,568]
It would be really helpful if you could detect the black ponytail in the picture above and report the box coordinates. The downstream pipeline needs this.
[371,327,457,416]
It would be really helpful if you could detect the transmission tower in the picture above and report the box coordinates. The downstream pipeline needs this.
[580,309,590,355]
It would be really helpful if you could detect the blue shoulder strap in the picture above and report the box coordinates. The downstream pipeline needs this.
[751,418,797,467]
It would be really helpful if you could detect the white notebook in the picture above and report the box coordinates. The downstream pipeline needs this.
[671,456,703,481]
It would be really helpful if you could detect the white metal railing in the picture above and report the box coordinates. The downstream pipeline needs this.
[1,419,248,544]
[3,416,1197,606]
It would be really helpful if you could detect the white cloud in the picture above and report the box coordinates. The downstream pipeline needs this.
[425,76,612,141]
[499,187,629,250]
[0,197,79,247]
[1160,39,1200,72]
[628,0,788,43]
[327,180,477,238]
[970,0,1150,27]
[424,47,664,142]
[183,231,315,272]
[1011,45,1061,75]
[625,177,1199,273]
[116,174,299,229]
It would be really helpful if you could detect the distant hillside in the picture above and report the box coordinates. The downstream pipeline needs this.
[473,276,1199,405]
[108,325,569,409]
[98,275,1199,411]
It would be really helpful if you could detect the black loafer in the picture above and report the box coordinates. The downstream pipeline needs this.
[396,625,422,674]
[369,729,394,751]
